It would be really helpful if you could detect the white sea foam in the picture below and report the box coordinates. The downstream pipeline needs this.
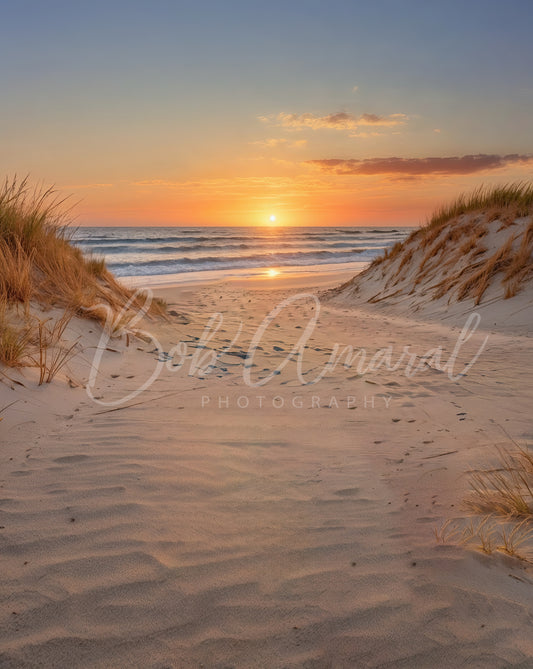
[73,225,413,278]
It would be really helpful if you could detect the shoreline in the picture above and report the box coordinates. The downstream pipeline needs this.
[119,259,369,290]
[73,224,409,287]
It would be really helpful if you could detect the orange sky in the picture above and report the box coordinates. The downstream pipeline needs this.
[1,2,532,227]
[71,167,533,227]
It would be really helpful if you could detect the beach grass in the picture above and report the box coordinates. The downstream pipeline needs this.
[436,514,533,562]
[0,177,164,380]
[0,177,164,320]
[363,182,533,305]
[425,182,533,232]
[464,446,533,517]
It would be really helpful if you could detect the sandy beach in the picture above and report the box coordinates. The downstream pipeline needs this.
[2,264,533,668]
[2,1,533,665]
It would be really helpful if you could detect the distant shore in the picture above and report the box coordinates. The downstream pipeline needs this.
[120,259,367,289]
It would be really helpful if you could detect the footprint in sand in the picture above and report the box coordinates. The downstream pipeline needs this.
[53,455,91,464]
[334,488,360,497]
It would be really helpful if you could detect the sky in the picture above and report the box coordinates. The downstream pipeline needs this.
[1,0,532,227]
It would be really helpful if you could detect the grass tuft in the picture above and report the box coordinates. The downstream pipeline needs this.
[0,176,166,382]
[435,514,533,562]
[0,318,33,368]
[460,516,497,555]
[497,519,533,558]
[31,311,79,384]
[464,446,533,518]
[434,446,533,563]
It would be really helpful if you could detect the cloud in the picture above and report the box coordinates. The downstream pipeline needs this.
[249,138,307,149]
[132,175,340,197]
[260,111,408,132]
[305,153,533,176]
[348,131,383,139]
[290,139,308,148]
[133,179,178,186]
[63,183,113,189]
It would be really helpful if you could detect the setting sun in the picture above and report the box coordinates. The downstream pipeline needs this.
[269,215,276,223]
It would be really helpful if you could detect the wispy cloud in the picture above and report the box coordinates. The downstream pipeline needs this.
[249,138,307,149]
[63,183,113,189]
[133,179,178,187]
[259,111,408,133]
[132,175,344,197]
[306,153,533,176]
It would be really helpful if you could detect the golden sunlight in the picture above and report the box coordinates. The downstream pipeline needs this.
[269,214,277,223]
[266,268,280,277]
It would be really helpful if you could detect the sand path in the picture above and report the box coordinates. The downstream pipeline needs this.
[1,279,533,667]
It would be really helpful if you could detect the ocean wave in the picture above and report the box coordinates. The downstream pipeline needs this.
[111,248,367,267]
[109,257,372,277]
[107,247,387,277]
[81,242,253,254]
[78,239,387,255]
[73,225,411,278]
[74,232,333,245]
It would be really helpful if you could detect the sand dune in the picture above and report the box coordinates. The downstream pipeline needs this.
[328,212,533,335]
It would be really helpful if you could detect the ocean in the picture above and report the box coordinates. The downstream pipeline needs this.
[73,226,413,280]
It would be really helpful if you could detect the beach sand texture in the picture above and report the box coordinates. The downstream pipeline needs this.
[2,244,533,668]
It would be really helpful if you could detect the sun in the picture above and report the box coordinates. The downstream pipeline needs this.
[269,214,276,223]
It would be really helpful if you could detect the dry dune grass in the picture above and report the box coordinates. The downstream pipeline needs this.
[337,183,533,307]
[456,236,514,304]
[436,515,533,561]
[0,177,165,320]
[418,182,533,236]
[504,218,533,297]
[435,445,533,562]
[0,314,33,368]
[0,177,165,383]
[465,446,533,517]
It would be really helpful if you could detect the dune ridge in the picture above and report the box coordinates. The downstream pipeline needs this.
[328,184,533,333]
